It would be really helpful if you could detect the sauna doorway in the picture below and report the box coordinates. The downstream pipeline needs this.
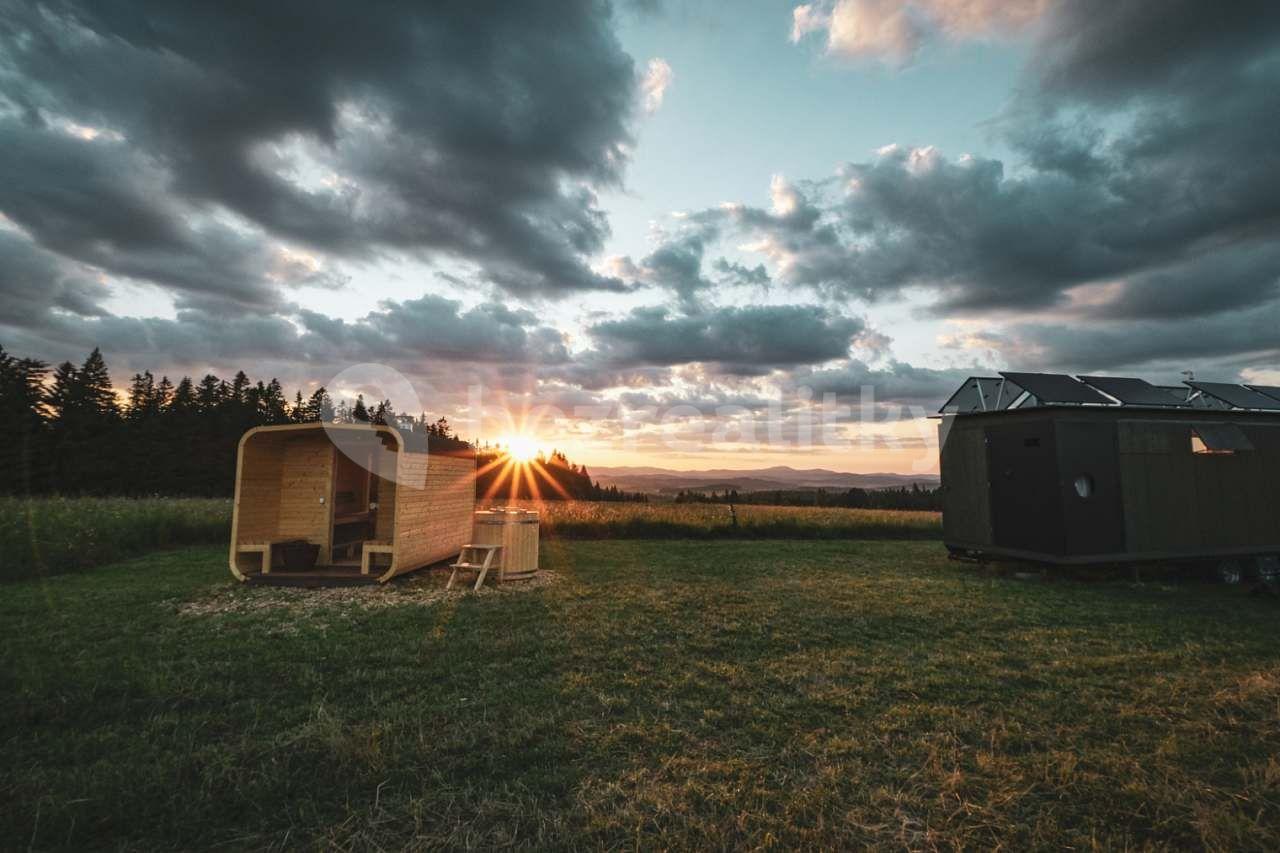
[329,435,395,566]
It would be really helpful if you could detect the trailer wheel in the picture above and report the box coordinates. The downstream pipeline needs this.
[1255,555,1280,585]
[1217,559,1245,585]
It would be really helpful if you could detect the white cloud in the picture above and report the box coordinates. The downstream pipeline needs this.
[641,57,674,114]
[791,0,1047,64]
[769,174,802,216]
[827,0,926,63]
[790,4,831,42]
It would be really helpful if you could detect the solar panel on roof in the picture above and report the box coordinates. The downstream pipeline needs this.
[1078,375,1190,407]
[998,372,1113,405]
[1185,381,1280,411]
[1246,385,1280,404]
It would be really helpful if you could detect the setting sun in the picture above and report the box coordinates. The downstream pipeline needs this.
[501,434,541,463]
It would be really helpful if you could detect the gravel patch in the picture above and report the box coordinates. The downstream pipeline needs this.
[176,569,563,618]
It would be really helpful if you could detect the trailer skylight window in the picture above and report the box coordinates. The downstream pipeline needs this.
[1191,424,1254,454]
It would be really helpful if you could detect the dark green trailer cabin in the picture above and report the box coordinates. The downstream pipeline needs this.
[938,372,1280,566]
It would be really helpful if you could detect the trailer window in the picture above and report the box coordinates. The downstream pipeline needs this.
[1191,424,1253,455]
[1073,475,1094,498]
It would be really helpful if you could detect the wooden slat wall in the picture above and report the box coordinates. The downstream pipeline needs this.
[940,422,992,545]
[1120,421,1198,553]
[374,447,397,540]
[1195,452,1268,548]
[1243,426,1280,546]
[391,453,475,575]
[1118,455,1148,552]
[235,434,284,544]
[275,435,333,544]
[1119,420,1280,554]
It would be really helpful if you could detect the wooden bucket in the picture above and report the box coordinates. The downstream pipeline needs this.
[473,508,540,581]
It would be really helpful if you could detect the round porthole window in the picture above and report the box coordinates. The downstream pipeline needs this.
[1073,475,1094,498]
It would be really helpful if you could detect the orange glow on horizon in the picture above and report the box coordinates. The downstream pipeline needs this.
[478,439,572,503]
[479,400,573,502]
[499,433,540,462]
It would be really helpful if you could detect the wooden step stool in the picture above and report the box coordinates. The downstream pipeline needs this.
[447,544,503,592]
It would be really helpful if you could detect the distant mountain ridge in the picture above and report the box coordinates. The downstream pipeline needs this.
[586,464,939,495]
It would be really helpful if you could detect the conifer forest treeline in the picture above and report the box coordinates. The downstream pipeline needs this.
[0,345,640,501]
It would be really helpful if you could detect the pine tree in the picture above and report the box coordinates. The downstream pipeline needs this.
[169,377,196,413]
[352,394,369,422]
[305,387,333,422]
[245,380,266,417]
[127,371,158,420]
[262,378,289,423]
[230,371,250,407]
[0,346,48,493]
[371,399,396,426]
[47,348,119,492]
[195,374,223,412]
[155,376,174,411]
[46,362,77,422]
[0,347,47,422]
[77,348,119,421]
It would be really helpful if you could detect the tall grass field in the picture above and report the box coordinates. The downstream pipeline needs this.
[0,496,232,582]
[514,499,941,540]
[0,496,940,580]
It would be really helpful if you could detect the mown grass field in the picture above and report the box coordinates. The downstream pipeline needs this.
[3,539,1278,849]
[0,496,939,581]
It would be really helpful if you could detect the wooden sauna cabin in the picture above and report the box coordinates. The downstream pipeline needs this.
[229,423,475,585]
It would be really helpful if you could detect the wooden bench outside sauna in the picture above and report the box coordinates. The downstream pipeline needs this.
[229,422,476,585]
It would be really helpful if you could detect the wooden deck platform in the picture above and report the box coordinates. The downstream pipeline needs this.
[244,566,382,588]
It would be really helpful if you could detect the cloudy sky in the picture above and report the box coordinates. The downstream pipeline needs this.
[2,0,1278,471]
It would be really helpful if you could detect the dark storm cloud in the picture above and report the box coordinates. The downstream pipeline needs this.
[5,288,569,378]
[635,234,714,309]
[1031,0,1280,103]
[615,389,772,413]
[538,361,674,392]
[0,229,109,320]
[599,213,737,307]
[297,295,572,365]
[584,303,865,375]
[0,0,636,301]
[794,358,975,407]
[998,302,1280,374]
[651,102,1280,319]
[710,258,770,289]
[604,0,1280,375]
[7,309,305,366]
[0,124,346,312]
[1094,243,1280,321]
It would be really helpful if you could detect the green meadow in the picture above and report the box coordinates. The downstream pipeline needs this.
[3,539,1277,849]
